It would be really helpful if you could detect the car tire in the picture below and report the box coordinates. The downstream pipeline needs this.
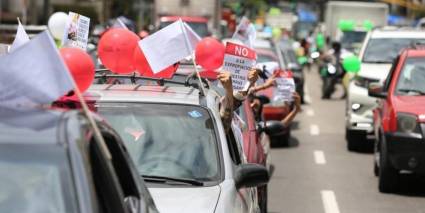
[258,185,268,213]
[374,161,379,177]
[346,129,364,151]
[270,130,290,147]
[378,141,398,193]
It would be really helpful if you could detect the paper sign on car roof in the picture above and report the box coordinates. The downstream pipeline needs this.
[222,42,256,91]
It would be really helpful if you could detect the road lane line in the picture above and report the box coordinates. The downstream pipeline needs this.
[321,190,341,213]
[310,124,320,135]
[306,109,315,116]
[314,150,326,165]
[304,84,312,104]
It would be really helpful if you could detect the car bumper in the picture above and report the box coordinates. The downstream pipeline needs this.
[386,132,425,173]
[346,82,376,134]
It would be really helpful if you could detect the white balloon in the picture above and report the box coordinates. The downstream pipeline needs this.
[48,12,69,40]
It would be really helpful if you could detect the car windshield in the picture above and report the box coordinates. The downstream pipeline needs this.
[396,57,425,96]
[159,21,208,38]
[341,31,367,52]
[257,53,276,63]
[97,103,220,181]
[363,38,425,63]
[0,146,77,213]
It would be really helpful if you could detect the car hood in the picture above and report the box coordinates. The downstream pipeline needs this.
[149,186,221,213]
[393,96,425,116]
[358,63,392,81]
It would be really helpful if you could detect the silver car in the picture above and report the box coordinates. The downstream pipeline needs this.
[83,79,271,213]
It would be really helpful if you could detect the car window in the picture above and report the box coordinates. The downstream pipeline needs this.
[395,57,425,96]
[89,137,127,213]
[97,103,220,182]
[0,145,77,213]
[363,38,425,63]
[257,53,277,63]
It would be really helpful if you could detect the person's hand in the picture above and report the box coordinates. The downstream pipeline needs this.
[218,71,233,93]
[248,68,260,85]
[264,72,277,88]
[293,92,301,112]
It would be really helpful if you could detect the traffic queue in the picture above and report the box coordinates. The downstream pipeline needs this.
[0,12,301,213]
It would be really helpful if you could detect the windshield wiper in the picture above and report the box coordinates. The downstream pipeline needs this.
[398,88,425,95]
[142,175,204,186]
[363,60,390,64]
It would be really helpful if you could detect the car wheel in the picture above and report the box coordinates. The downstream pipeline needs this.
[346,129,365,151]
[270,130,290,147]
[374,161,379,177]
[378,140,398,193]
[258,185,268,213]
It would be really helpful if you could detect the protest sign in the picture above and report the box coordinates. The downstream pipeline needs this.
[222,42,256,91]
[139,19,201,73]
[62,12,90,50]
[274,71,296,102]
[232,17,256,48]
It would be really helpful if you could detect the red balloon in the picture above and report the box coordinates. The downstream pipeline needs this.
[195,37,225,70]
[199,70,219,80]
[98,28,139,74]
[133,46,178,79]
[60,48,95,93]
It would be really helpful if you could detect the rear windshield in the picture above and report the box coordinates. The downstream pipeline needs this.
[0,145,77,213]
[159,21,208,38]
[97,103,220,182]
[363,38,425,63]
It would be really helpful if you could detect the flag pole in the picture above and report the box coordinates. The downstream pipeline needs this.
[179,19,207,95]
[71,80,112,159]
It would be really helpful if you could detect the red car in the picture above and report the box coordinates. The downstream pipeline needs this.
[369,46,425,193]
[235,99,281,213]
[158,16,209,38]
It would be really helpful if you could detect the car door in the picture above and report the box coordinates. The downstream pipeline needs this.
[99,126,159,213]
[229,121,259,213]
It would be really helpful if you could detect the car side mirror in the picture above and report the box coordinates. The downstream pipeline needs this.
[257,120,285,136]
[368,82,387,98]
[235,163,269,189]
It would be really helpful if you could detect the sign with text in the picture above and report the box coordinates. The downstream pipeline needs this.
[274,71,295,102]
[62,12,90,50]
[222,42,256,91]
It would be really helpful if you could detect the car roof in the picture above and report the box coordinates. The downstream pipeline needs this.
[85,84,206,106]
[371,29,425,39]
[405,48,425,57]
[160,16,208,23]
[0,108,70,145]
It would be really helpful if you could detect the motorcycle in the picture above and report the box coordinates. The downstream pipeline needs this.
[320,57,341,99]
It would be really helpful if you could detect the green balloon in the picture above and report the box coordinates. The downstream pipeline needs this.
[338,20,355,31]
[269,7,281,16]
[316,33,325,49]
[298,56,308,65]
[272,27,282,38]
[363,20,374,31]
[343,56,361,73]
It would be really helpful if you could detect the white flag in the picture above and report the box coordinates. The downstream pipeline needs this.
[0,31,74,110]
[232,17,256,49]
[9,19,30,52]
[139,19,201,73]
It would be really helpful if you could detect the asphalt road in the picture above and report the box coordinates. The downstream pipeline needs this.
[268,66,425,213]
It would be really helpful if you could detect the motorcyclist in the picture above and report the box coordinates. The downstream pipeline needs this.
[320,41,345,99]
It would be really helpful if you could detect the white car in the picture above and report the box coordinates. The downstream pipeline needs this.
[82,76,278,213]
[346,28,425,151]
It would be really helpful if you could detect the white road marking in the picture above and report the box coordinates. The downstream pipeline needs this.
[314,150,326,165]
[306,109,315,116]
[304,84,312,104]
[321,190,341,213]
[310,124,320,135]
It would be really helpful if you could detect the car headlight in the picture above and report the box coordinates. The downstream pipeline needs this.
[397,113,420,134]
